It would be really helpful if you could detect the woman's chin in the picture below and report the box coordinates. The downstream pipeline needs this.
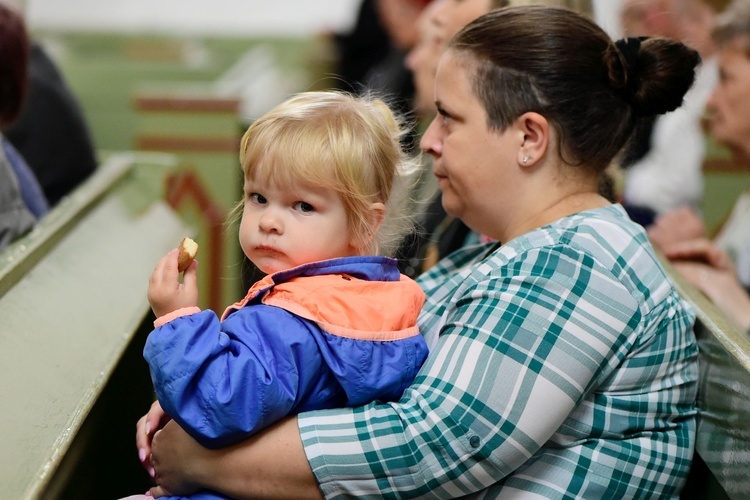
[440,197,463,220]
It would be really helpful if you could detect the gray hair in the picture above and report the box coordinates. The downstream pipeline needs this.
[713,0,750,53]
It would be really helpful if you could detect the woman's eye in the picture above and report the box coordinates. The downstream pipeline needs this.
[294,201,314,213]
[437,107,452,125]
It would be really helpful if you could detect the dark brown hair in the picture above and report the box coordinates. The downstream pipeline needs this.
[0,4,29,129]
[449,5,700,173]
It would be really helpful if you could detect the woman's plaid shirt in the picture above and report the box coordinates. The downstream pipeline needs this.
[299,205,698,499]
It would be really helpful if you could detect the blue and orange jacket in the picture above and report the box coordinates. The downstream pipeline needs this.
[144,256,428,449]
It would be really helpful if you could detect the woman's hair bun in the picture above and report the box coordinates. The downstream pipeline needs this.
[605,36,701,117]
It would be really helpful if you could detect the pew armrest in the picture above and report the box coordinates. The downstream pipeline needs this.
[0,152,191,499]
[663,256,750,499]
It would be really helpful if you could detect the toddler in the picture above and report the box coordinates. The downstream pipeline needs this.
[130,91,429,500]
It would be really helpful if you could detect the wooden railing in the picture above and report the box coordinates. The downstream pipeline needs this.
[665,259,750,500]
[0,152,191,499]
[132,86,245,311]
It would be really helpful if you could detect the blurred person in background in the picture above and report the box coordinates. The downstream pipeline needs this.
[365,0,432,130]
[1,0,98,206]
[618,0,720,226]
[0,1,47,250]
[328,0,432,150]
[396,0,513,278]
[657,0,750,334]
[328,0,391,95]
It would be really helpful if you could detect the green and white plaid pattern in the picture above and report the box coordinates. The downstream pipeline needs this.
[299,205,698,499]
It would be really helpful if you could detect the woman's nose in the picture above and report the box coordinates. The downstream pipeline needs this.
[420,116,443,157]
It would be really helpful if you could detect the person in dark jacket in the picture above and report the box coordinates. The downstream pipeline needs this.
[5,39,98,206]
[0,2,45,249]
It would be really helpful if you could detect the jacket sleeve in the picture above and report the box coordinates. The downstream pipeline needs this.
[144,306,326,448]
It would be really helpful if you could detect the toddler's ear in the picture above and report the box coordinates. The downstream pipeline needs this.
[353,202,386,251]
[369,202,386,230]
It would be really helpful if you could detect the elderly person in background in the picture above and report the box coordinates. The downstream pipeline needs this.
[658,0,750,335]
[396,0,511,277]
[618,0,719,225]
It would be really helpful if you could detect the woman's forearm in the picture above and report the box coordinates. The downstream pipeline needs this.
[703,273,750,332]
[151,417,322,500]
[670,260,750,332]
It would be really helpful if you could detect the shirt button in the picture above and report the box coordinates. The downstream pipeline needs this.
[469,435,480,448]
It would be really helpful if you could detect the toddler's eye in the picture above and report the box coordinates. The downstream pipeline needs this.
[249,193,267,204]
[294,201,314,213]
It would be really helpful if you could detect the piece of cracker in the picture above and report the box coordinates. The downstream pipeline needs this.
[177,237,199,272]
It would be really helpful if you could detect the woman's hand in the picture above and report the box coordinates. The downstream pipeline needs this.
[662,238,735,272]
[135,400,172,479]
[149,420,205,497]
[669,249,750,332]
[147,248,199,318]
[662,238,741,298]
[149,417,322,499]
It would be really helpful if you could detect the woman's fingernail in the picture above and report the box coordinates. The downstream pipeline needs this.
[145,422,151,435]
[148,466,155,478]
[139,448,147,462]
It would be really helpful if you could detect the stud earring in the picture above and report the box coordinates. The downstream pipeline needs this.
[522,155,533,164]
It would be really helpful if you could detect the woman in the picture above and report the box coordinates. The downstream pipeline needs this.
[399,0,594,278]
[141,6,701,498]
[656,0,750,335]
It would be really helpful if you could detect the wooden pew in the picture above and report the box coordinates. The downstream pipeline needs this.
[666,261,750,500]
[130,44,312,310]
[0,152,191,499]
[132,87,244,312]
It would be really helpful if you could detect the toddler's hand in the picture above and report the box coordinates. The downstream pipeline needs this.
[147,248,199,318]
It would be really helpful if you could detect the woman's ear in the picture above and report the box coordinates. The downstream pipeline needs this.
[516,112,549,167]
[352,202,386,251]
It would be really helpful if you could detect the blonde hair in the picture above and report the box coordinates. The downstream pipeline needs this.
[238,91,417,255]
